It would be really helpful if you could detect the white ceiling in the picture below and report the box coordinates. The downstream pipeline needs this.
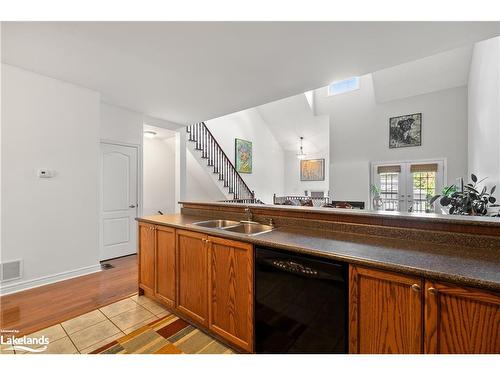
[257,93,329,153]
[372,45,473,103]
[2,22,499,124]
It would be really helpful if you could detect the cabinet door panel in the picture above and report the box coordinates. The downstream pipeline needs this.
[176,230,208,326]
[425,281,500,353]
[208,236,253,352]
[349,265,423,353]
[155,226,176,307]
[138,222,155,294]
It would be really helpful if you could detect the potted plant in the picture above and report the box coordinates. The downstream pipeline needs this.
[370,184,383,210]
[429,174,496,216]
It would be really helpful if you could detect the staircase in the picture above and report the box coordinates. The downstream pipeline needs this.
[186,122,256,201]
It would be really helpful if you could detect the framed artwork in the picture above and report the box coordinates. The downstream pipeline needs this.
[300,159,325,181]
[389,113,422,149]
[235,138,252,173]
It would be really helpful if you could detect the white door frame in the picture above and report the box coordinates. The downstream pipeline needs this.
[99,140,143,260]
[370,157,447,212]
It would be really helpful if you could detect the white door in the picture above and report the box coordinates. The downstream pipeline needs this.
[372,160,445,213]
[100,143,138,261]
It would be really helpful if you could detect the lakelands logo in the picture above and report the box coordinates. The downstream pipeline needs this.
[1,330,49,353]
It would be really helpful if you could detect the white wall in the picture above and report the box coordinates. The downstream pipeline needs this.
[102,104,188,215]
[315,74,468,205]
[185,147,227,202]
[101,102,144,146]
[468,36,500,191]
[256,93,330,197]
[143,134,176,216]
[284,149,329,196]
[1,64,101,294]
[204,108,285,203]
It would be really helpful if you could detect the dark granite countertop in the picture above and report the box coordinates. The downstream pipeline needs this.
[137,214,500,292]
[180,200,500,227]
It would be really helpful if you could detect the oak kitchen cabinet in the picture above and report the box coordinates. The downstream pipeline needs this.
[138,222,156,295]
[424,280,500,353]
[155,225,176,308]
[138,222,177,307]
[208,235,254,353]
[349,265,423,354]
[176,229,209,327]
[350,265,500,354]
[139,227,255,352]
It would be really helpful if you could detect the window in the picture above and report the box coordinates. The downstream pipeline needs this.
[328,77,360,96]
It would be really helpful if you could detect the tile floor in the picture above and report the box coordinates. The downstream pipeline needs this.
[1,294,174,354]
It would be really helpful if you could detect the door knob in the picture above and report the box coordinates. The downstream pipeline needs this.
[129,205,136,208]
[411,284,421,292]
[428,287,438,295]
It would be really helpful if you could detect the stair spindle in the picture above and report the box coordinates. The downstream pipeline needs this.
[185,121,254,201]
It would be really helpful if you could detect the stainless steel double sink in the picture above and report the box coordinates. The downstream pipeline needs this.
[192,219,274,236]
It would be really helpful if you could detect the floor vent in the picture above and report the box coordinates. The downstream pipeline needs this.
[1,260,23,282]
[101,263,114,270]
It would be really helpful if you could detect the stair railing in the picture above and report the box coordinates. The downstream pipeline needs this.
[186,122,255,200]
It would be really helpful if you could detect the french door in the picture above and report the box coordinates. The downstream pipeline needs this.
[371,160,444,213]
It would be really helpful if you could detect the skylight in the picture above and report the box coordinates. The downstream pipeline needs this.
[328,77,360,96]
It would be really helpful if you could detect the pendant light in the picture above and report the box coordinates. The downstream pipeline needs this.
[296,136,306,160]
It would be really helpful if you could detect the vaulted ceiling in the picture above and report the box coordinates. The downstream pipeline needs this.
[2,22,499,124]
[372,45,473,103]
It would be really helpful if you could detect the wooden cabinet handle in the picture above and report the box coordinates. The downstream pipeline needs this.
[411,284,421,292]
[428,287,438,295]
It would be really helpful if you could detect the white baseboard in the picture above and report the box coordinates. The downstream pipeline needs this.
[0,264,102,296]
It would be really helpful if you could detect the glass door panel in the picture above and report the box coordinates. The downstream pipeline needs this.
[379,172,401,211]
[410,171,436,213]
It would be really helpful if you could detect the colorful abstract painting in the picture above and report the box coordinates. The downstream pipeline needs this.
[235,138,252,173]
[300,159,325,181]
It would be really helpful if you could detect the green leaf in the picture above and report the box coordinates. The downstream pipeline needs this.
[442,185,457,197]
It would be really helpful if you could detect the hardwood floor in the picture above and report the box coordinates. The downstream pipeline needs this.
[0,255,137,337]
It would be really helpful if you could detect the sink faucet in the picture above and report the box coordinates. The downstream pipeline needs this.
[244,207,253,221]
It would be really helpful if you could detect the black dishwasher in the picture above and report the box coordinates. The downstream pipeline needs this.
[255,247,347,353]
